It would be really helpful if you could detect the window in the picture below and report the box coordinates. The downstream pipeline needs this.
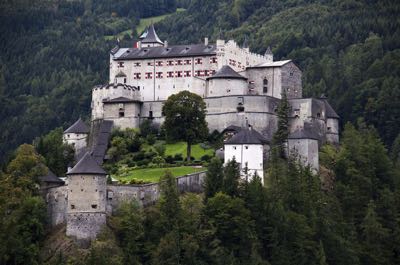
[156,72,163,78]
[71,205,75,209]
[119,111,125,117]
[195,70,203,77]
[118,62,124,67]
[167,60,174,66]
[210,57,217,63]
[195,58,202,64]
[237,97,244,104]
[149,111,153,119]
[229,59,236,66]
[123,78,126,83]
[290,71,294,76]
[204,70,209,76]
[317,112,321,118]
[176,60,183,65]
[175,71,183,77]
[184,71,191,77]
[327,127,331,131]
[245,146,248,149]
[147,62,153,66]
[134,73,141,79]
[233,146,236,150]
[156,61,163,66]
[184,59,191,65]
[167,71,174,78]
[134,62,141,67]
[145,72,152,79]
[263,79,268,93]
[91,204,97,209]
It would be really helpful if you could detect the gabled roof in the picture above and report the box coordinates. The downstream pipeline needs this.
[64,118,89,134]
[67,152,106,175]
[248,59,292,69]
[222,125,242,134]
[39,169,64,183]
[207,65,247,80]
[103,97,142,104]
[225,127,267,144]
[141,25,163,45]
[113,43,216,60]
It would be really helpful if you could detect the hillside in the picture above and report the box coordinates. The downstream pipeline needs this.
[0,0,399,164]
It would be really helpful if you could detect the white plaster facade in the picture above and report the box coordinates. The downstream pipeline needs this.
[63,133,87,154]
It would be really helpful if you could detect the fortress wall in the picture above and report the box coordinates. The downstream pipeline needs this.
[245,67,281,97]
[106,171,206,214]
[103,102,141,129]
[66,212,106,241]
[281,62,302,98]
[46,186,68,227]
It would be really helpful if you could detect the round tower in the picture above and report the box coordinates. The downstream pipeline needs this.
[63,118,89,156]
[207,65,248,97]
[66,152,107,242]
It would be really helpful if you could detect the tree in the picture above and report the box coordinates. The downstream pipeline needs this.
[272,92,291,159]
[162,90,208,162]
[222,157,241,197]
[204,157,224,200]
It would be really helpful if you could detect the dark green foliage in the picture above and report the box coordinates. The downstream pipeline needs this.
[162,90,208,162]
[204,157,223,199]
[272,92,291,158]
[34,127,74,177]
[222,157,241,197]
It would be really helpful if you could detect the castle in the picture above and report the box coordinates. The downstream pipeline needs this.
[43,25,339,243]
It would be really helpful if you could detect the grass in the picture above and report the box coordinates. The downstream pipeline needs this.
[136,8,185,34]
[164,141,214,160]
[116,166,204,183]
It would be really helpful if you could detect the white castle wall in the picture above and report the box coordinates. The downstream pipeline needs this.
[208,78,248,97]
[63,133,88,155]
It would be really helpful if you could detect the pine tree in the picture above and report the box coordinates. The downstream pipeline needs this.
[222,157,241,197]
[204,157,224,200]
[272,92,291,159]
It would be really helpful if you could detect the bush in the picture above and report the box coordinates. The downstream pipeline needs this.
[145,151,157,159]
[201,154,212,162]
[154,142,166,156]
[174,153,183,161]
[136,159,150,166]
[133,151,145,161]
[146,134,156,145]
[165,155,175,164]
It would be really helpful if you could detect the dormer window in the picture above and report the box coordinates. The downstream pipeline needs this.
[195,58,202,65]
[118,62,124,67]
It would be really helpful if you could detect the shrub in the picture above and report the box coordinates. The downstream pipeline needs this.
[174,153,183,161]
[154,142,166,156]
[146,134,156,145]
[201,154,212,162]
[165,155,175,164]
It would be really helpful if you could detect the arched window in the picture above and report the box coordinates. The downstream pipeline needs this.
[263,78,268,93]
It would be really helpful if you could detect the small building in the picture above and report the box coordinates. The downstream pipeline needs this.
[38,169,64,194]
[63,118,89,157]
[224,127,268,182]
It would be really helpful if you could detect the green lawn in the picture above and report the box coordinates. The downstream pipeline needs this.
[116,166,204,183]
[136,8,185,34]
[164,142,214,160]
[104,8,185,40]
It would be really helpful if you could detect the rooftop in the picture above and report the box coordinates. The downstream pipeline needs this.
[103,96,142,104]
[248,59,292,68]
[140,25,164,45]
[67,152,106,175]
[113,43,216,60]
[39,169,64,184]
[225,127,267,144]
[207,65,247,80]
[64,118,89,134]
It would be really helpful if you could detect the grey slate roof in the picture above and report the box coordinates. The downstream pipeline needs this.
[141,25,163,44]
[207,65,247,80]
[94,83,138,91]
[113,43,216,60]
[103,97,142,104]
[67,152,106,175]
[64,118,89,134]
[90,120,113,165]
[222,125,242,134]
[322,99,339,119]
[265,46,273,55]
[225,127,267,144]
[39,169,64,183]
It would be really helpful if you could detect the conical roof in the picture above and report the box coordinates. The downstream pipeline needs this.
[207,65,247,80]
[322,99,339,119]
[115,71,127,77]
[64,118,89,134]
[265,46,273,55]
[67,152,106,175]
[39,169,64,183]
[225,127,267,144]
[141,25,163,45]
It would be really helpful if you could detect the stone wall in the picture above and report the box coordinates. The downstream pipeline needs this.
[46,171,206,226]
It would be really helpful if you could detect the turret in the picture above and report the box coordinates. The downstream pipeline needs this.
[63,118,89,157]
[139,24,164,48]
[265,46,273,62]
[66,152,107,242]
[207,65,248,97]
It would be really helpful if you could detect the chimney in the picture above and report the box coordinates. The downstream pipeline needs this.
[164,40,168,47]
[204,37,208,46]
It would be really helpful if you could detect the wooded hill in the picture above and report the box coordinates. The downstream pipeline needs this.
[0,0,399,164]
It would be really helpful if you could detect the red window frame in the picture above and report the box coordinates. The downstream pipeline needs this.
[145,72,153,79]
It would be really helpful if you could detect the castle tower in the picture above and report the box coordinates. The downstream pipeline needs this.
[63,118,89,158]
[265,46,273,62]
[139,24,164,48]
[66,152,107,242]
